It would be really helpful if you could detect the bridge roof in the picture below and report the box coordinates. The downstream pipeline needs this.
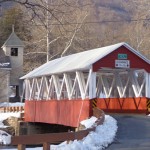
[21,42,150,79]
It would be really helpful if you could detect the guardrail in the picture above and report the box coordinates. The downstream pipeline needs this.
[11,108,105,150]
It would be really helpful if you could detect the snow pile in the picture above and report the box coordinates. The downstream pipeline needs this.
[0,130,11,145]
[0,103,31,146]
[80,116,97,129]
[0,112,21,122]
[51,115,117,150]
[0,112,22,145]
[0,102,24,107]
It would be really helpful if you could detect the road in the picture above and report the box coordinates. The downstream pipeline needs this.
[106,114,150,150]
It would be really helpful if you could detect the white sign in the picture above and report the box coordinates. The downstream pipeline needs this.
[0,62,10,67]
[115,60,130,68]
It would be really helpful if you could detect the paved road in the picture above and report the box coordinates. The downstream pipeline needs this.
[106,114,150,150]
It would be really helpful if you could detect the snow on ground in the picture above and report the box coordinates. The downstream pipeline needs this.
[50,115,117,150]
[0,115,118,150]
[80,116,97,129]
[0,112,21,145]
[0,130,11,145]
[0,112,21,123]
[0,102,24,145]
[0,102,24,107]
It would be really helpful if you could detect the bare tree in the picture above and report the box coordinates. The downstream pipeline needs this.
[9,0,92,72]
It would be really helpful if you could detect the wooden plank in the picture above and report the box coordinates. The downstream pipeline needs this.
[11,128,94,146]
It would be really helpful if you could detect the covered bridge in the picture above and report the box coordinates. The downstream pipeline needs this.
[21,42,150,127]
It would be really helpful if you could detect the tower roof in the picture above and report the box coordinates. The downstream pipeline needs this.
[2,31,24,47]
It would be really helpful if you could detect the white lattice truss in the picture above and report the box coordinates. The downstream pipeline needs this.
[22,69,148,100]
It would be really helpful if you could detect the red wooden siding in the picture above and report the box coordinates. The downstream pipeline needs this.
[96,97,147,113]
[93,46,150,72]
[24,99,92,127]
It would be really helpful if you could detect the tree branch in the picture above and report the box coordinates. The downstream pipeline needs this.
[61,12,88,57]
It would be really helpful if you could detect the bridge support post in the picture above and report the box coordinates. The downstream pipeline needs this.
[43,142,50,150]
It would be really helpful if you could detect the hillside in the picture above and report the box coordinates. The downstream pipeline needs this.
[0,0,150,72]
[87,0,150,56]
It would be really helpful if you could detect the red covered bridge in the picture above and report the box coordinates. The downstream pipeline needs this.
[21,42,150,127]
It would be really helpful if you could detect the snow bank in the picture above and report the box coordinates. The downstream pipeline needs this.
[0,102,24,107]
[0,112,22,145]
[0,130,11,145]
[51,115,117,150]
[80,116,97,129]
[0,112,21,122]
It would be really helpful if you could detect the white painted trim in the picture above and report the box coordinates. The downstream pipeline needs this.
[64,74,72,100]
[76,71,86,99]
[37,77,44,100]
[29,78,35,100]
[70,76,77,99]
[59,76,65,99]
[25,79,30,100]
[21,81,25,102]
[47,76,53,99]
[122,76,130,97]
[84,70,92,98]
[96,75,103,97]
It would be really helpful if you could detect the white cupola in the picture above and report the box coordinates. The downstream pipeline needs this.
[1,25,24,85]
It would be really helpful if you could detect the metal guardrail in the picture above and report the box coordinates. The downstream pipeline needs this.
[11,108,105,150]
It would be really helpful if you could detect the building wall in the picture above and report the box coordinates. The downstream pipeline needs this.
[9,47,23,85]
[0,69,10,102]
[3,46,23,85]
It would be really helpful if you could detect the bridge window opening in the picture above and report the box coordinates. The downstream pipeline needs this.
[95,69,146,98]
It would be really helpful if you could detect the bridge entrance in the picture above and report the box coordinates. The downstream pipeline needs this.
[93,68,148,113]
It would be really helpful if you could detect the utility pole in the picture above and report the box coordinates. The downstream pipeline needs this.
[46,0,50,62]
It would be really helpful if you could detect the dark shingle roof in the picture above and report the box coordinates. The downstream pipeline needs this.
[2,32,24,47]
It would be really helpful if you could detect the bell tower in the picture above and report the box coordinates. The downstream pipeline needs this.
[1,25,24,101]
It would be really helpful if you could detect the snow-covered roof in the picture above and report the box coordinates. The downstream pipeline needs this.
[2,31,24,47]
[21,42,150,79]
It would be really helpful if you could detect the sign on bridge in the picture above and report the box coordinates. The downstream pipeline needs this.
[115,60,130,68]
